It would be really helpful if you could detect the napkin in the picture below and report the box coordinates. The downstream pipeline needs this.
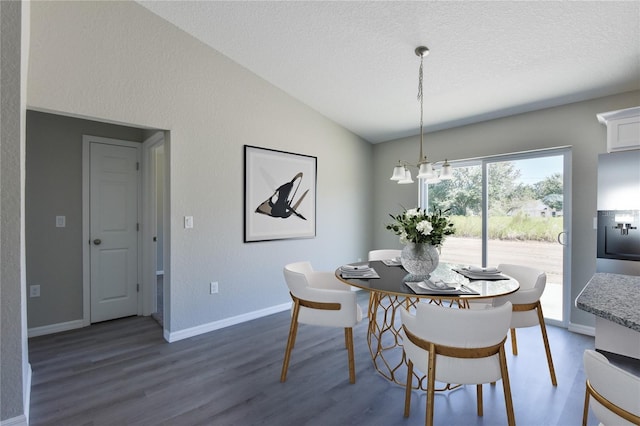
[453,267,509,280]
[381,257,402,266]
[340,264,370,271]
[404,281,479,295]
[419,279,456,291]
[340,264,380,279]
[464,266,501,274]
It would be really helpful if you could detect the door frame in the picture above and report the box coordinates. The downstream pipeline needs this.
[82,135,143,325]
[141,131,164,317]
[420,146,572,327]
[481,148,572,328]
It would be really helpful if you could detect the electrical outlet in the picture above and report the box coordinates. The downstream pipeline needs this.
[210,281,219,294]
[30,285,41,298]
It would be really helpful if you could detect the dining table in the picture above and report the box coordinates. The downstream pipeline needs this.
[335,260,520,390]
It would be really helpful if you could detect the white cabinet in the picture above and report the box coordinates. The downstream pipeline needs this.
[597,106,640,152]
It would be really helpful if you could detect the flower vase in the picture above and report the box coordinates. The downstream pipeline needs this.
[400,243,439,281]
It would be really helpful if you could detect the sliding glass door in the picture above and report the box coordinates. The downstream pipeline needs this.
[421,148,571,326]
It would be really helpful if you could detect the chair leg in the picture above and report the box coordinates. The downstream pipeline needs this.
[290,321,298,350]
[476,384,483,416]
[582,382,590,426]
[536,302,557,386]
[345,327,356,384]
[404,358,413,417]
[510,328,518,355]
[426,344,436,426]
[499,345,516,426]
[280,301,300,382]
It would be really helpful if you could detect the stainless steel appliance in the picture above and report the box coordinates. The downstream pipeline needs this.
[596,150,640,276]
[597,209,640,257]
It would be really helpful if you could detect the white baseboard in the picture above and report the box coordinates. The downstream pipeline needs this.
[165,303,291,343]
[28,319,85,337]
[0,415,28,426]
[568,322,595,336]
[28,303,292,343]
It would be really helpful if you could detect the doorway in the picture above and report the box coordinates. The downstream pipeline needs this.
[421,148,571,326]
[25,110,169,338]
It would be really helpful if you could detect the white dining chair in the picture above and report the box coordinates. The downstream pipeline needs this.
[582,349,640,426]
[368,249,401,262]
[400,301,515,426]
[492,263,557,386]
[280,261,363,384]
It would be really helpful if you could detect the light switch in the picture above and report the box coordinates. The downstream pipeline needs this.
[184,216,194,229]
[56,216,66,228]
[30,285,40,298]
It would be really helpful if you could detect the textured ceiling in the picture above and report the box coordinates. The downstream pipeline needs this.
[138,1,640,143]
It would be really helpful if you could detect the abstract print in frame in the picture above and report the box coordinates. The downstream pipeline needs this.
[244,145,317,242]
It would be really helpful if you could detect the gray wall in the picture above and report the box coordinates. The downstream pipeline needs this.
[25,110,145,328]
[26,1,373,335]
[1,0,28,422]
[373,90,640,328]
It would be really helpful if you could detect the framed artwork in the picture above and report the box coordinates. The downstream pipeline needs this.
[244,145,317,242]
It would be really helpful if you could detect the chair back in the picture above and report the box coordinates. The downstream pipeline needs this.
[493,264,546,328]
[368,249,401,261]
[498,263,546,297]
[283,261,314,298]
[583,349,640,426]
[401,302,512,384]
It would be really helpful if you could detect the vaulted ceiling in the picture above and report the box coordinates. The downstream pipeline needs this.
[138,1,640,143]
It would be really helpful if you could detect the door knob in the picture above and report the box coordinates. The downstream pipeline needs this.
[93,239,102,245]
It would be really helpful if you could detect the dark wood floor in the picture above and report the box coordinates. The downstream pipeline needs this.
[29,292,609,425]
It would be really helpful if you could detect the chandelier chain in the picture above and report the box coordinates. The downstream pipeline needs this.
[418,57,424,126]
[417,54,425,161]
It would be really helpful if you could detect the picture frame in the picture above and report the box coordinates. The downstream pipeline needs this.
[244,145,317,242]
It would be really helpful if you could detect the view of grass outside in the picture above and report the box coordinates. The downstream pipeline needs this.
[451,215,563,242]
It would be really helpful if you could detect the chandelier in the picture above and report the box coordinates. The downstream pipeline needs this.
[390,46,453,185]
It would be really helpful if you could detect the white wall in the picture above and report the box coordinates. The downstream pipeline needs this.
[26,1,372,335]
[372,90,640,328]
[0,0,30,423]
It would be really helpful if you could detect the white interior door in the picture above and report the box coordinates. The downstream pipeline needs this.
[90,141,140,323]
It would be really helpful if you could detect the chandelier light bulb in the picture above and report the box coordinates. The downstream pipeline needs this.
[398,168,414,184]
[390,164,407,181]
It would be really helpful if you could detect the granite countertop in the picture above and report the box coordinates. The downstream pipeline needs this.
[576,272,640,332]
